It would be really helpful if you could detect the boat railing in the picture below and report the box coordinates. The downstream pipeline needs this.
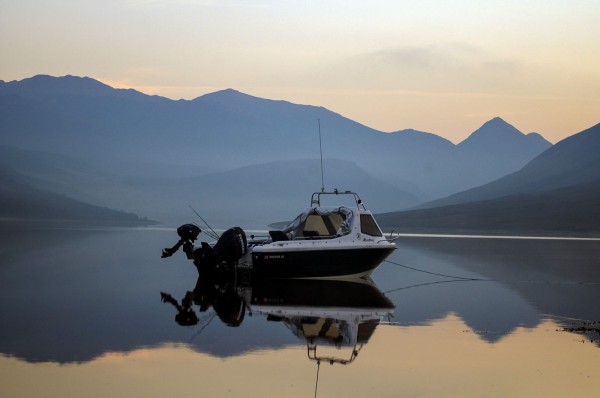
[311,189,367,210]
[386,229,402,242]
[307,343,363,365]
[267,230,340,243]
[295,233,339,240]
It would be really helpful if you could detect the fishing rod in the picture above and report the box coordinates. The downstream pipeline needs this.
[189,205,220,240]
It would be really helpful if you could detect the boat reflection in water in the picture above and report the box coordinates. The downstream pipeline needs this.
[160,268,394,365]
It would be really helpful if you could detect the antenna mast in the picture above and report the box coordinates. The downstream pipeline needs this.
[318,119,325,192]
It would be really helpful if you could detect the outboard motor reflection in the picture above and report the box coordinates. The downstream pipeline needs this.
[160,274,246,327]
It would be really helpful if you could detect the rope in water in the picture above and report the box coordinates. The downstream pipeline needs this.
[383,259,600,287]
[383,259,483,281]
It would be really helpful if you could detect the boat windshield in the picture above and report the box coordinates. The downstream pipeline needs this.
[282,207,354,240]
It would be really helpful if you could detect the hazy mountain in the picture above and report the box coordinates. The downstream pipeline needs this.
[455,117,552,188]
[118,158,419,227]
[377,179,600,235]
[0,75,551,202]
[0,144,415,227]
[421,122,600,208]
[458,117,548,155]
[377,123,600,235]
[0,164,151,225]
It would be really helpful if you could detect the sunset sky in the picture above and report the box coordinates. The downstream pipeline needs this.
[2,0,599,143]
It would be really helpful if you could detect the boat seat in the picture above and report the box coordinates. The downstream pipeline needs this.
[269,230,289,242]
[302,230,320,239]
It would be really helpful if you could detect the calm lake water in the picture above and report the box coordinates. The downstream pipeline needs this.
[1,226,599,397]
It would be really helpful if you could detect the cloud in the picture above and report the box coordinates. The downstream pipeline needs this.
[367,42,517,74]
[311,42,524,95]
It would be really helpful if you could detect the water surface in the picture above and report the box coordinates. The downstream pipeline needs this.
[1,227,599,397]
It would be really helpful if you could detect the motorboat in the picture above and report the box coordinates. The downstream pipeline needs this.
[249,190,396,278]
[162,190,396,279]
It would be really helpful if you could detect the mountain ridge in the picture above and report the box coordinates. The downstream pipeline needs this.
[0,163,153,225]
[0,144,416,226]
[377,122,600,235]
[377,178,600,236]
[420,122,600,209]
[0,74,554,214]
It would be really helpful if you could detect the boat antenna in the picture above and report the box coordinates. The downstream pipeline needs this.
[318,118,325,192]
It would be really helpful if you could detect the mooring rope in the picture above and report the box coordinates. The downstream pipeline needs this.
[382,259,600,290]
[383,259,483,281]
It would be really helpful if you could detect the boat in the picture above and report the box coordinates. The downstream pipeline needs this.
[161,190,396,279]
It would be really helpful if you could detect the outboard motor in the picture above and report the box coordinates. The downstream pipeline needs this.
[161,224,201,258]
[194,227,247,273]
[214,227,248,264]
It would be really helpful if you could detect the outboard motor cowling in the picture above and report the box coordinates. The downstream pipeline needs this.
[162,224,201,258]
[177,224,201,241]
[193,227,247,273]
[214,227,248,264]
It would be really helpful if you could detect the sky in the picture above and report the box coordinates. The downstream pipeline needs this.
[1,0,599,143]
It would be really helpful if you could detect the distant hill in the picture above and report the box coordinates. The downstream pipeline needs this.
[0,164,153,225]
[377,123,600,236]
[111,158,419,227]
[0,144,132,213]
[0,145,415,227]
[421,122,600,209]
[169,159,418,227]
[377,179,600,236]
[0,75,551,202]
[455,117,552,189]
[458,117,548,155]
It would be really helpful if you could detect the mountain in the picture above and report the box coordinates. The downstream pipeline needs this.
[101,158,419,227]
[458,117,547,154]
[0,164,152,225]
[377,123,600,235]
[377,179,600,236]
[0,74,147,100]
[421,122,600,208]
[0,145,416,227]
[454,117,552,189]
[0,75,551,202]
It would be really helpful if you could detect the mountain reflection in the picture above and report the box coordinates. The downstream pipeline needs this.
[2,229,599,365]
[376,236,600,342]
[160,270,394,364]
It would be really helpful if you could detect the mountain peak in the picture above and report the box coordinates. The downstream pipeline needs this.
[457,117,551,165]
[458,117,525,148]
[14,74,112,95]
[218,88,242,95]
[0,74,152,100]
[192,88,317,115]
[196,88,252,100]
[485,116,510,126]
[475,116,522,137]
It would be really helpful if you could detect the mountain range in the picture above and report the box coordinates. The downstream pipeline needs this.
[377,123,600,235]
[2,74,597,233]
[0,76,549,193]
